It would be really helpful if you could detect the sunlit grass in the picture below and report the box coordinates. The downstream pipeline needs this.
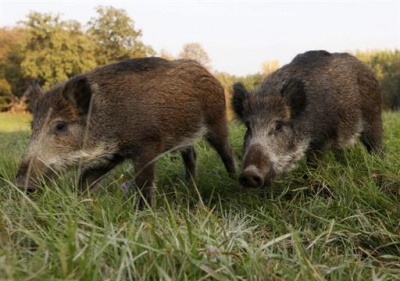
[0,112,31,132]
[0,112,399,280]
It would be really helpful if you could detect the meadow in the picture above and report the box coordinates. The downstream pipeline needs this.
[0,112,399,280]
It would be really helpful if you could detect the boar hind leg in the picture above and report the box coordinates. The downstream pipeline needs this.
[360,117,383,156]
[205,122,236,176]
[181,146,197,180]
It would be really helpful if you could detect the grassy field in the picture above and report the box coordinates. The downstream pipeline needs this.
[0,112,399,280]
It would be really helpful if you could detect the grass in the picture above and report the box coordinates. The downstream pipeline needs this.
[0,112,31,132]
[0,112,399,280]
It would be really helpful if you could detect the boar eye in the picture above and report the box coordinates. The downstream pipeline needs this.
[54,121,67,133]
[275,122,283,132]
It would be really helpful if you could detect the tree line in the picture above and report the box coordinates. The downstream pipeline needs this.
[354,50,400,110]
[0,6,399,112]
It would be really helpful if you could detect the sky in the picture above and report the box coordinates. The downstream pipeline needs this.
[1,0,399,76]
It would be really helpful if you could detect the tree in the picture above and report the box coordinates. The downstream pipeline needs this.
[87,6,154,66]
[178,43,211,70]
[214,71,237,90]
[21,12,97,89]
[159,49,174,60]
[214,71,238,120]
[261,60,279,77]
[0,78,12,111]
[355,49,400,110]
[0,27,27,102]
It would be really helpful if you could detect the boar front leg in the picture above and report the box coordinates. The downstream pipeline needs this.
[133,147,161,207]
[206,131,236,176]
[78,156,124,192]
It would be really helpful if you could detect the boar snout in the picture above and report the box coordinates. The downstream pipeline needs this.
[240,144,275,188]
[15,163,38,192]
[239,165,275,188]
[16,176,37,193]
[15,159,53,192]
[239,167,264,188]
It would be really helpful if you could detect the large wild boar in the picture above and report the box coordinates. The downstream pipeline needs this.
[233,50,382,188]
[16,57,236,204]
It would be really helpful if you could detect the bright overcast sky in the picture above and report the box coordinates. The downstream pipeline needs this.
[1,0,399,76]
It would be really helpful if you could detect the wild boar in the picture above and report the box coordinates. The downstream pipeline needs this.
[16,57,236,204]
[233,50,382,188]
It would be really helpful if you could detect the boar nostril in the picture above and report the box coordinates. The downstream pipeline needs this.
[239,172,264,188]
[253,176,263,187]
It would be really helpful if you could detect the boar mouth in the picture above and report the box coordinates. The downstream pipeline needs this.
[15,175,40,193]
[15,163,57,193]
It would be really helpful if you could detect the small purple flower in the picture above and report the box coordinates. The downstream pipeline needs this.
[120,180,131,192]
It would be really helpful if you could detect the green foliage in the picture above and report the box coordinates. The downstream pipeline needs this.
[0,78,12,110]
[21,12,97,89]
[0,28,28,99]
[0,112,399,280]
[239,73,263,92]
[87,6,154,66]
[215,71,262,93]
[0,6,156,111]
[355,49,400,110]
[215,71,263,120]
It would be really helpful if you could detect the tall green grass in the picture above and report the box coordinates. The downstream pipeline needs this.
[0,112,399,280]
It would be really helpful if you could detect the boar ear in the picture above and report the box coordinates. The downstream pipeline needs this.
[232,82,249,120]
[26,80,44,113]
[63,76,92,115]
[281,78,306,118]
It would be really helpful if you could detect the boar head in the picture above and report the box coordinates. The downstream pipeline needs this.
[232,78,309,188]
[16,76,93,191]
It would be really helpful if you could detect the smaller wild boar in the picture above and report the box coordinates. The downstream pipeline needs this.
[233,50,382,188]
[16,58,236,204]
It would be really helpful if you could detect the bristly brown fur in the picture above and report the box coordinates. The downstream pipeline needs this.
[16,57,236,205]
[233,50,383,188]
